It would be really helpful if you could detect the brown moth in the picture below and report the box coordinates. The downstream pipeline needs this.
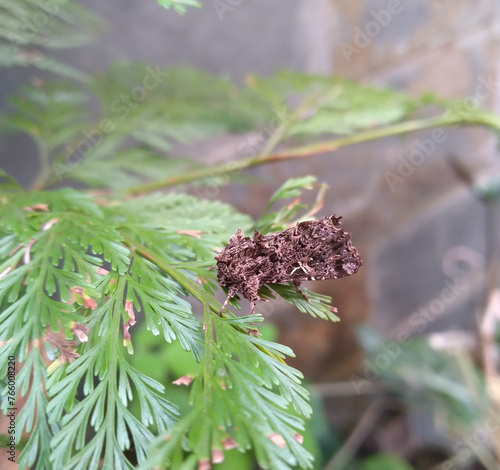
[215,215,362,314]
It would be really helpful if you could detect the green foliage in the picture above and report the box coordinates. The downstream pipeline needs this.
[356,328,500,469]
[0,0,100,80]
[7,58,500,195]
[3,82,90,149]
[255,176,321,233]
[268,284,340,322]
[0,169,21,192]
[247,70,417,137]
[360,454,415,470]
[3,3,500,469]
[2,57,446,193]
[4,64,274,190]
[156,0,201,14]
[145,314,313,470]
[357,328,487,429]
[0,179,340,469]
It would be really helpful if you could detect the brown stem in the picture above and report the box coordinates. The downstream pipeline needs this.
[125,112,499,196]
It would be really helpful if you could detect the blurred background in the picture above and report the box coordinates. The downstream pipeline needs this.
[2,1,500,469]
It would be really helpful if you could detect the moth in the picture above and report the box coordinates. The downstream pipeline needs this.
[215,215,362,314]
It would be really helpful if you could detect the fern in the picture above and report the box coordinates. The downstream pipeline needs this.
[145,314,313,470]
[246,70,417,137]
[4,65,273,190]
[3,2,500,466]
[156,0,201,15]
[0,177,338,469]
[0,0,100,80]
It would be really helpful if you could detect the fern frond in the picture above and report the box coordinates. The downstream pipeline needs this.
[255,176,319,233]
[248,70,417,137]
[270,284,340,322]
[156,0,201,14]
[0,0,100,80]
[146,314,314,470]
[0,188,262,468]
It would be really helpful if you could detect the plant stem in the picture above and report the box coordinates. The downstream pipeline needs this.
[324,399,384,470]
[31,143,56,191]
[126,112,499,196]
[201,300,214,462]
[30,138,53,191]
[121,236,289,364]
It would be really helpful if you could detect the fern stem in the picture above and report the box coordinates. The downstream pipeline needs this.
[126,112,500,196]
[201,301,214,440]
[121,236,289,365]
[30,138,52,191]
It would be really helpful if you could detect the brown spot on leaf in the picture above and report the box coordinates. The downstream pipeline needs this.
[198,459,211,470]
[211,449,224,464]
[41,218,59,231]
[45,331,80,364]
[71,323,89,343]
[83,297,97,310]
[23,239,36,264]
[222,437,238,450]
[0,266,13,280]
[268,433,286,448]
[293,433,304,444]
[23,203,49,212]
[69,286,98,310]
[177,230,203,238]
[172,375,194,386]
